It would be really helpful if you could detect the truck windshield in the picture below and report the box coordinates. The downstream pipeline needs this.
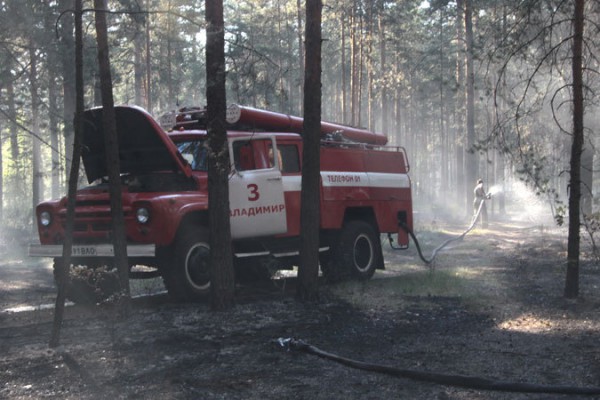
[176,140,208,171]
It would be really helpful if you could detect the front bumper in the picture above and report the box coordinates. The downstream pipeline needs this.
[28,244,156,257]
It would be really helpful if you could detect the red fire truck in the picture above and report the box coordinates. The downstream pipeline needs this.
[29,104,413,303]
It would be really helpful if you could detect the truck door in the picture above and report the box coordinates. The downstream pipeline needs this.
[229,137,288,239]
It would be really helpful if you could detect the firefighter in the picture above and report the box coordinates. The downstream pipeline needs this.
[473,178,490,228]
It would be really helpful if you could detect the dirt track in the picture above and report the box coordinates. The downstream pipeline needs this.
[1,217,600,399]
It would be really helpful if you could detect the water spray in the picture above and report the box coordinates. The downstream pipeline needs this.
[487,184,503,197]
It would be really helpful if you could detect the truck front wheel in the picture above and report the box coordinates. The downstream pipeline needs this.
[163,228,211,301]
[323,220,380,282]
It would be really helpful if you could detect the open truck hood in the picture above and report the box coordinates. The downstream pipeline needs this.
[82,106,191,183]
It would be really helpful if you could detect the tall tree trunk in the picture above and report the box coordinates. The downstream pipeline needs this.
[49,67,61,199]
[350,2,359,126]
[59,0,75,183]
[341,9,347,123]
[50,0,85,348]
[94,0,130,306]
[45,3,62,197]
[378,11,387,135]
[464,0,477,215]
[565,0,585,299]
[296,0,305,114]
[145,0,152,113]
[356,10,363,127]
[439,9,448,194]
[205,0,235,311]
[297,0,322,302]
[366,3,374,131]
[30,44,42,228]
[167,0,174,107]
[134,21,144,105]
[455,0,466,206]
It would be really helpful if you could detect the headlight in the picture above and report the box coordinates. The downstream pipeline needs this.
[39,211,52,227]
[136,207,150,224]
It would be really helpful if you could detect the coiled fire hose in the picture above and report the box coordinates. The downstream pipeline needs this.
[275,338,600,395]
[390,197,487,265]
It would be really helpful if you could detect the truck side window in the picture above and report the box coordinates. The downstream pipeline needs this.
[233,141,256,171]
[278,144,300,173]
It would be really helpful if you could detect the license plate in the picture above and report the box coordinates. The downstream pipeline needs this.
[28,244,155,257]
[71,246,102,256]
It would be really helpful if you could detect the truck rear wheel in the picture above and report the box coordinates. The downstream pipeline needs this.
[323,220,380,282]
[52,258,120,305]
[163,228,211,301]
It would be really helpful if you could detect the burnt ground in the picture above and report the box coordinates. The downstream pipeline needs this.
[1,215,600,400]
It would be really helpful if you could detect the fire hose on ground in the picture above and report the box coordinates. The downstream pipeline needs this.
[390,195,488,265]
[272,193,600,395]
[275,338,600,395]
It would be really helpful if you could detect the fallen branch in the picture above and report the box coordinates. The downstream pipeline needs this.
[275,338,600,395]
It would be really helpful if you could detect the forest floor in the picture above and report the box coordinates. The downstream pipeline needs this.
[1,209,600,399]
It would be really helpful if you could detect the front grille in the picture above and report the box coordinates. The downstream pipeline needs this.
[59,202,132,235]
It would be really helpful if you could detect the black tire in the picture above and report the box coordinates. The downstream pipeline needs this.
[53,258,120,305]
[163,228,211,301]
[322,220,380,283]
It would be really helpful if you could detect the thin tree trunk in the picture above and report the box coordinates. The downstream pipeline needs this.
[350,3,359,126]
[297,0,322,302]
[94,0,130,307]
[59,0,75,183]
[455,0,466,208]
[30,44,42,229]
[378,11,387,135]
[135,21,144,105]
[464,0,477,216]
[45,4,62,197]
[367,3,374,131]
[341,9,347,123]
[439,9,448,194]
[565,0,585,299]
[49,67,61,199]
[205,0,235,311]
[50,0,84,347]
[145,0,152,113]
[296,0,305,114]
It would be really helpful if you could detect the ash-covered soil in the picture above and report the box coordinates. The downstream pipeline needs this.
[1,218,599,400]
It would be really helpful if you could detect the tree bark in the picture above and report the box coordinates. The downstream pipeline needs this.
[145,0,152,113]
[59,0,75,183]
[50,0,84,347]
[565,0,585,299]
[205,0,235,311]
[296,0,305,114]
[341,9,347,124]
[378,11,387,135]
[464,0,477,215]
[297,0,322,302]
[94,0,130,306]
[29,43,42,230]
